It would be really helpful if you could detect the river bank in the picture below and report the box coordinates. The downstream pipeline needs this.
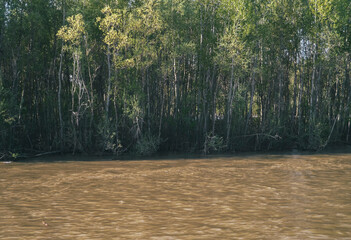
[3,144,351,163]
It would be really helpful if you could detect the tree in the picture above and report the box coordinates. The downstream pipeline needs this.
[57,13,90,153]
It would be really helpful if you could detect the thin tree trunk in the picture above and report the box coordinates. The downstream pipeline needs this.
[298,61,304,135]
[173,57,178,118]
[347,120,350,143]
[344,54,350,142]
[315,63,322,121]
[245,58,256,134]
[84,36,95,147]
[309,46,317,145]
[292,55,298,127]
[202,70,210,154]
[158,74,166,139]
[71,54,77,154]
[203,70,210,136]
[211,68,217,136]
[113,85,119,155]
[11,50,19,121]
[58,0,65,151]
[197,3,204,148]
[278,65,283,125]
[18,88,24,122]
[147,68,151,135]
[106,46,112,119]
[226,57,235,144]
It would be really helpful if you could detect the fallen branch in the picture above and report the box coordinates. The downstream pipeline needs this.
[233,133,282,140]
[318,114,338,151]
[33,151,61,158]
[2,150,62,161]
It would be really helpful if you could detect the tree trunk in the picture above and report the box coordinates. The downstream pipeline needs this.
[202,70,210,154]
[173,57,178,119]
[84,36,95,148]
[226,57,235,145]
[278,65,283,125]
[211,67,217,136]
[291,55,298,127]
[106,46,112,119]
[309,46,317,145]
[57,0,65,151]
[245,57,256,134]
[113,85,119,155]
[158,74,166,139]
[71,54,77,154]
[344,54,350,142]
[203,69,210,136]
[298,61,304,136]
[147,68,151,135]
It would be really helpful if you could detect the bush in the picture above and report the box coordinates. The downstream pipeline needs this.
[0,86,16,152]
[135,134,161,156]
[204,134,225,154]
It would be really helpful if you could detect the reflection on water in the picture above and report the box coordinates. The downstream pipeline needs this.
[1,153,351,239]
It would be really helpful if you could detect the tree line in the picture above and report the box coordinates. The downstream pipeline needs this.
[0,0,350,158]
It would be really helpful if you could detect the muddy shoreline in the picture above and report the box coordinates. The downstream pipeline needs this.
[4,144,350,163]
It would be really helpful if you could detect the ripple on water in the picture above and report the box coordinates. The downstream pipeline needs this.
[0,154,351,239]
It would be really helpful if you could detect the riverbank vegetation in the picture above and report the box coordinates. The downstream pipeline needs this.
[0,0,350,158]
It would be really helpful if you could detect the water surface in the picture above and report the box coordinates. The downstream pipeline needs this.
[1,153,351,239]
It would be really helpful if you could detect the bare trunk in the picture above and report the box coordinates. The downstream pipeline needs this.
[11,50,19,117]
[292,56,298,126]
[211,68,217,136]
[71,54,77,154]
[315,63,321,121]
[344,54,350,142]
[245,58,256,134]
[84,36,95,147]
[18,88,24,122]
[197,4,203,148]
[106,46,112,118]
[309,46,317,144]
[226,58,235,144]
[298,61,304,135]
[158,74,166,139]
[58,48,64,151]
[278,66,283,125]
[57,0,65,151]
[347,120,350,143]
[347,116,350,143]
[203,70,210,136]
[202,70,210,154]
[147,68,151,135]
[173,57,178,118]
[113,85,119,155]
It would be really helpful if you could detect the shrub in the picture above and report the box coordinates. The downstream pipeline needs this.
[204,134,225,154]
[135,134,160,156]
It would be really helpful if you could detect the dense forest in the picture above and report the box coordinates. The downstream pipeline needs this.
[0,0,350,158]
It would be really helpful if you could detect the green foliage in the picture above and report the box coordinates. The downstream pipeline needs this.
[0,90,15,126]
[1,0,351,156]
[204,134,226,154]
[0,86,16,148]
[135,134,161,156]
[97,6,128,48]
[97,119,123,154]
[10,152,19,159]
[124,95,143,140]
[57,14,86,48]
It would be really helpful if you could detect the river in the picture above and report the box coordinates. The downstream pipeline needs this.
[1,153,351,239]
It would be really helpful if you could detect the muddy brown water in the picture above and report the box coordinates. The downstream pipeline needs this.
[1,153,351,239]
